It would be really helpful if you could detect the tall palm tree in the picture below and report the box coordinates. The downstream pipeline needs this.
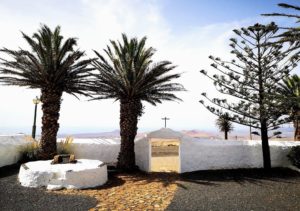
[91,34,185,171]
[0,25,94,159]
[216,113,234,140]
[262,3,300,20]
[279,74,300,140]
[262,3,300,45]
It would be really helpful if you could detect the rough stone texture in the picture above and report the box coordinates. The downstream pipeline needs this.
[59,172,178,210]
[18,159,107,190]
[51,154,76,164]
[0,135,26,167]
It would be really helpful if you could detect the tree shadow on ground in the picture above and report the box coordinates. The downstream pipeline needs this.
[0,164,20,178]
[107,171,216,190]
[110,167,300,190]
[178,167,300,188]
[83,170,126,190]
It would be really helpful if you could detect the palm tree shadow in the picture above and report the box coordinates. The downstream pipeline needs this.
[95,167,300,191]
[178,167,300,188]
[83,170,126,190]
[0,164,20,178]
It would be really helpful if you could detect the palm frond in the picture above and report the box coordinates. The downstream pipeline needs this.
[0,24,94,97]
[216,113,234,132]
[91,34,185,104]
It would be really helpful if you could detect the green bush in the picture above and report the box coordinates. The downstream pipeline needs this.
[287,146,300,168]
[18,136,40,163]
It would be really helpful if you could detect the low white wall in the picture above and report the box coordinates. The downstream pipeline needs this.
[0,135,27,167]
[70,139,121,164]
[180,139,300,173]
[71,138,148,167]
[1,135,299,173]
[70,137,300,172]
[135,138,150,172]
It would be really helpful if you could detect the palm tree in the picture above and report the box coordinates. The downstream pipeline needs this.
[262,3,300,44]
[0,25,94,159]
[262,3,300,20]
[91,34,185,171]
[216,113,234,140]
[279,74,300,140]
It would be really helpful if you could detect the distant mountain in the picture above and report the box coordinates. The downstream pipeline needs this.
[58,129,147,139]
[181,130,217,138]
[57,127,294,140]
[58,130,121,139]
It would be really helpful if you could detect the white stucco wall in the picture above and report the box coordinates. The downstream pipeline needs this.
[180,138,300,173]
[134,129,300,173]
[71,138,150,168]
[1,130,300,173]
[70,139,121,164]
[135,137,150,172]
[0,135,27,167]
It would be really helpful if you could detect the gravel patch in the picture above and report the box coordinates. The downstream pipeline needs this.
[167,168,300,211]
[59,171,178,210]
[0,164,97,211]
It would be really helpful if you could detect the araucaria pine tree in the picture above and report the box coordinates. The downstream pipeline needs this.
[200,23,299,169]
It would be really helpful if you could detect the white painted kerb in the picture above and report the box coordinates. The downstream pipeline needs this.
[18,159,107,190]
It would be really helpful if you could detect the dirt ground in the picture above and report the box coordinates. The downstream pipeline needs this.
[57,172,179,211]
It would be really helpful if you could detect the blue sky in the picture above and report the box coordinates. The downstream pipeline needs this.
[164,0,299,31]
[0,0,298,134]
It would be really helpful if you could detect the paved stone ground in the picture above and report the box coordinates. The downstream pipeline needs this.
[59,171,178,210]
[167,168,300,211]
[0,165,97,211]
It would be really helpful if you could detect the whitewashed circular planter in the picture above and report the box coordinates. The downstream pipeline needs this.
[18,159,107,190]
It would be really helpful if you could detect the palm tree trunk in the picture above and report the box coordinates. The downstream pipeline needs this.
[39,90,62,160]
[117,98,142,171]
[224,131,228,140]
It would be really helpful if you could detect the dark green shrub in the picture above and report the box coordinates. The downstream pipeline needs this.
[287,146,300,168]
